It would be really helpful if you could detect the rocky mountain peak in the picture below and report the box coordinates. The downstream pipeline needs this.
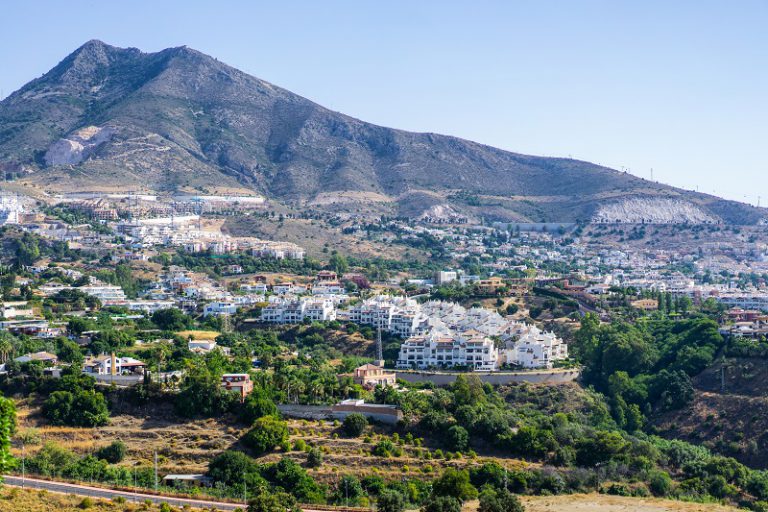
[0,41,765,225]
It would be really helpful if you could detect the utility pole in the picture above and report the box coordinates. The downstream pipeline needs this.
[21,441,25,489]
[154,450,158,491]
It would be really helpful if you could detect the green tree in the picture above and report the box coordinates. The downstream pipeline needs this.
[341,413,368,437]
[432,468,478,502]
[95,440,126,463]
[446,425,469,452]
[422,496,461,512]
[151,308,192,331]
[378,489,405,512]
[248,490,299,512]
[15,235,40,266]
[648,470,673,497]
[329,253,349,275]
[478,488,525,512]
[0,395,16,476]
[74,389,110,427]
[243,416,289,455]
[332,474,364,505]
[306,447,323,468]
[208,450,263,488]
[240,388,278,424]
[175,359,236,418]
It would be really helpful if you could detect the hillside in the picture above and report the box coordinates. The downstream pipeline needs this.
[0,40,765,224]
[654,356,768,469]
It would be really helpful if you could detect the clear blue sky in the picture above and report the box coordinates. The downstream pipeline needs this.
[1,1,766,204]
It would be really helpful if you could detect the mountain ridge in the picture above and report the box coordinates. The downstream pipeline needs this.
[0,40,764,224]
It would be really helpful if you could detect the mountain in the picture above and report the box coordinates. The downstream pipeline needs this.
[0,40,764,224]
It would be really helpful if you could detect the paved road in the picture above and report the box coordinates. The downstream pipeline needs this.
[3,475,245,511]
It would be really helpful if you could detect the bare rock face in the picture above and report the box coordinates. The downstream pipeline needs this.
[44,125,115,166]
[418,204,468,224]
[593,198,720,224]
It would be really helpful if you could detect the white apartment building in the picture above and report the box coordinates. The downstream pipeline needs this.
[434,270,459,286]
[312,282,346,295]
[240,283,269,294]
[125,300,177,314]
[396,329,498,371]
[261,297,336,323]
[502,329,568,369]
[273,282,307,295]
[252,243,305,260]
[203,301,238,316]
[717,294,768,312]
[348,296,422,334]
[38,283,127,303]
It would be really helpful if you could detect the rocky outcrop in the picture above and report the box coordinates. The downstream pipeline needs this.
[592,198,720,224]
[44,125,115,166]
[418,204,468,224]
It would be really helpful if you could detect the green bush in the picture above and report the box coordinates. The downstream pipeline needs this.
[306,447,323,468]
[242,416,289,456]
[648,470,673,497]
[95,440,126,464]
[342,413,368,437]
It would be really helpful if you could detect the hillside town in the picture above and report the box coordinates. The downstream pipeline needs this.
[1,9,768,511]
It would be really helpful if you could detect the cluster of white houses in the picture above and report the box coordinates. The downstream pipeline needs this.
[260,293,568,370]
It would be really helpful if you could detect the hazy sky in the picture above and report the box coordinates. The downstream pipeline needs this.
[1,1,766,204]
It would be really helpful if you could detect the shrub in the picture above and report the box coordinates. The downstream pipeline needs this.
[42,389,109,427]
[432,468,478,502]
[446,425,469,453]
[240,389,278,424]
[95,440,126,464]
[242,416,289,456]
[377,489,405,512]
[648,470,673,497]
[421,496,461,512]
[78,497,94,509]
[306,447,323,468]
[372,439,402,457]
[342,413,368,437]
[478,488,524,512]
[207,450,262,488]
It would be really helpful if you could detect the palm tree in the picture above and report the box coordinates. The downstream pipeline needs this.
[0,333,15,363]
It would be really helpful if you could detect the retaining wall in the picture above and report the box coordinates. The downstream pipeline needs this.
[395,369,580,386]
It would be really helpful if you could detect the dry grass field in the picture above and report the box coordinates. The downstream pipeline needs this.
[0,488,739,512]
[519,494,739,512]
[13,400,528,482]
[0,487,194,512]
[175,330,221,340]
